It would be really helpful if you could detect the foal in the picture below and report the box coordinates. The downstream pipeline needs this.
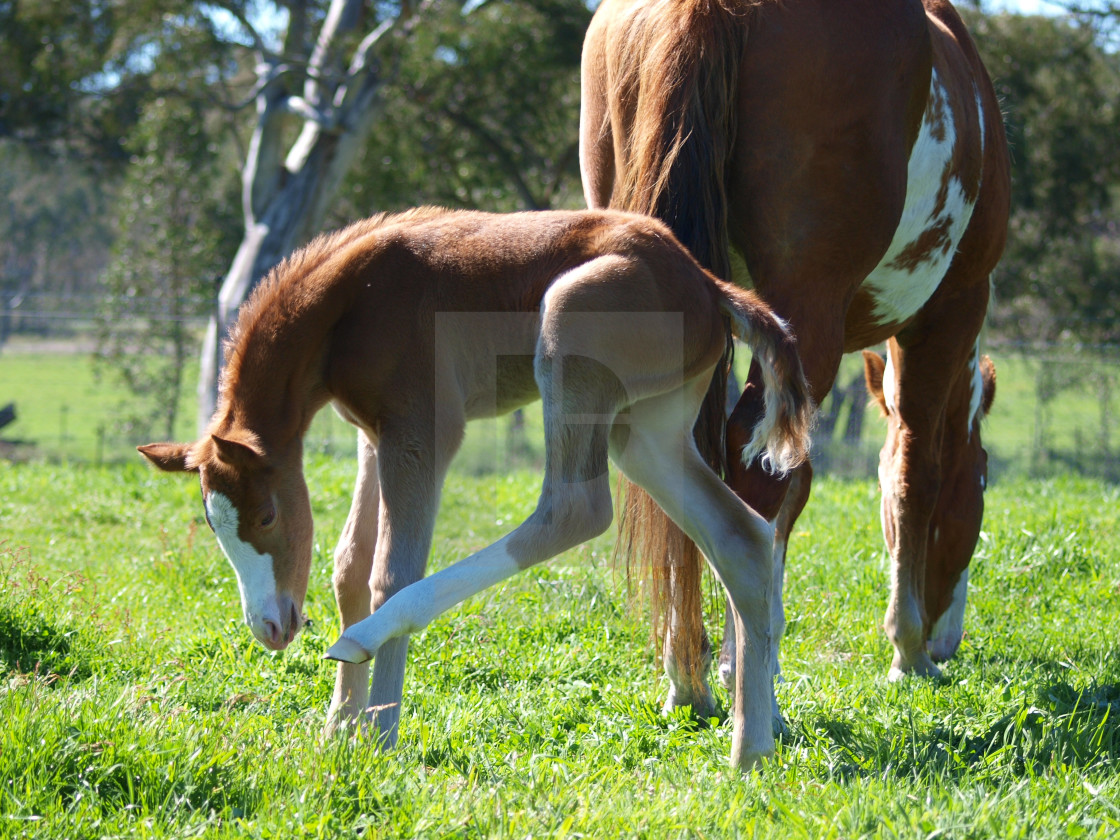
[139,208,813,769]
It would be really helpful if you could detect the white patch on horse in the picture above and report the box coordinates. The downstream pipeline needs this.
[927,568,969,661]
[864,69,979,324]
[204,491,280,643]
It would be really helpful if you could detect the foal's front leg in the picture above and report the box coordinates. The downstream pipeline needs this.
[325,432,380,736]
[358,424,455,748]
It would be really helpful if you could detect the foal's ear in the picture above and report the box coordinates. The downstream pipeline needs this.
[138,442,197,473]
[210,433,265,468]
[862,350,889,417]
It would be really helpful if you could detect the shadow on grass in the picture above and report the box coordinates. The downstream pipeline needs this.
[0,602,91,681]
[0,543,94,681]
[795,677,1120,781]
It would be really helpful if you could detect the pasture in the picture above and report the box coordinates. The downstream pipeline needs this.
[3,444,1120,836]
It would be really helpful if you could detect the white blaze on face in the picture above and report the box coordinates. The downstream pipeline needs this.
[204,491,281,646]
[882,351,899,417]
[864,70,980,324]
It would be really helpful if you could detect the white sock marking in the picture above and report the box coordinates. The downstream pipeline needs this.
[928,568,969,661]
[335,538,523,657]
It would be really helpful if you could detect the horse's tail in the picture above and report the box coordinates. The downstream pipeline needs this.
[607,0,754,692]
[609,0,748,279]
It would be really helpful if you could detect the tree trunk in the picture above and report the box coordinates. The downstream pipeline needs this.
[197,0,409,430]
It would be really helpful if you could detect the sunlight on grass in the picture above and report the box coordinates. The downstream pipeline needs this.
[3,460,1120,837]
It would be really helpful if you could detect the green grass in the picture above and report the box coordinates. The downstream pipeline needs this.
[3,455,1120,838]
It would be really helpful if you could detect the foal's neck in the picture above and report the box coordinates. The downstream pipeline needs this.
[214,256,358,451]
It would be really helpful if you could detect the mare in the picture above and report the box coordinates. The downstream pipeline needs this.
[580,0,1011,719]
[139,207,814,770]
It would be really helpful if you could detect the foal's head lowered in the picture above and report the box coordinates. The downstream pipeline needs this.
[139,432,312,651]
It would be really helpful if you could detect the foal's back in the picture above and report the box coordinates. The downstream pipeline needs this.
[324,208,731,425]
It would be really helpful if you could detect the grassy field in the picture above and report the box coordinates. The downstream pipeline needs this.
[2,448,1120,837]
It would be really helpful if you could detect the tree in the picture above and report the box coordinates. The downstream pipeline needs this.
[194,0,426,429]
[0,0,212,161]
[194,0,593,429]
[339,0,589,217]
[95,97,240,441]
[965,9,1120,345]
[0,143,115,345]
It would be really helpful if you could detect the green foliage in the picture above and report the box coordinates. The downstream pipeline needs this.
[340,0,591,216]
[0,141,115,317]
[966,10,1120,343]
[2,459,1120,837]
[94,96,241,441]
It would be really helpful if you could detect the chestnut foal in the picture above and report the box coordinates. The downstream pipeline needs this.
[140,208,813,770]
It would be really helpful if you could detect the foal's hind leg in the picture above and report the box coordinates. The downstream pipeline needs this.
[327,360,619,677]
[718,459,812,734]
[612,384,778,770]
[660,341,745,718]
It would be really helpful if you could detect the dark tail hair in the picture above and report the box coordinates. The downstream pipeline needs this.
[606,0,753,693]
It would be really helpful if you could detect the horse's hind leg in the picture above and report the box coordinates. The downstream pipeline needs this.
[661,591,715,718]
[611,383,778,770]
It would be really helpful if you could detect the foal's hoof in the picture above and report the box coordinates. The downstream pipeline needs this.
[324,636,373,664]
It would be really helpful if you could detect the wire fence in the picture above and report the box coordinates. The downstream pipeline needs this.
[3,301,1120,483]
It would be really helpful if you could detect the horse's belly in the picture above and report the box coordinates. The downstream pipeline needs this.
[861,69,981,327]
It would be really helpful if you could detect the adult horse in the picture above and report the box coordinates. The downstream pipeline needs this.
[139,207,813,770]
[580,0,1010,718]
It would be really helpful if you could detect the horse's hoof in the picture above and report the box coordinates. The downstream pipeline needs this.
[888,656,942,682]
[731,745,773,773]
[324,636,372,663]
[662,688,719,721]
[926,634,962,663]
[772,714,790,740]
[717,659,735,692]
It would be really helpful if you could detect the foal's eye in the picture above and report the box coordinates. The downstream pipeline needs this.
[260,509,276,528]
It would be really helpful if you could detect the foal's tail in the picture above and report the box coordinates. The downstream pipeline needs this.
[615,279,813,693]
[715,281,814,475]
